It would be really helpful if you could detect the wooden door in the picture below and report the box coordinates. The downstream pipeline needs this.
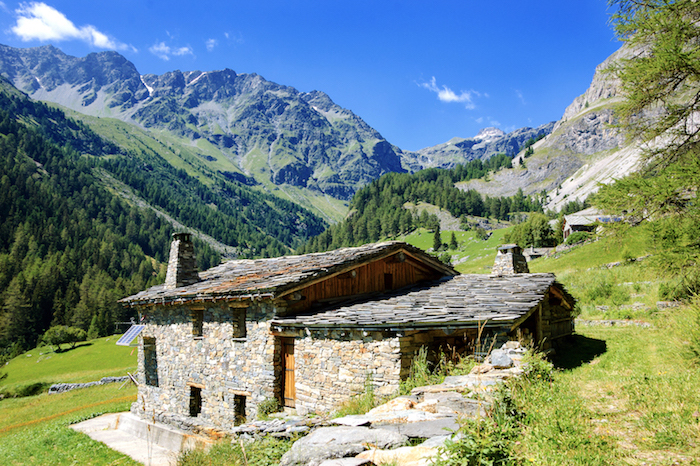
[282,338,295,408]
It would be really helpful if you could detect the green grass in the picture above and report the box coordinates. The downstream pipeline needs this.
[528,224,661,319]
[515,308,700,464]
[178,436,293,466]
[400,226,513,273]
[0,385,138,465]
[0,335,137,393]
[0,336,138,465]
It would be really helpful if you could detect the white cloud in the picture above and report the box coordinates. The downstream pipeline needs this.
[475,116,501,127]
[206,38,217,52]
[149,41,193,60]
[420,77,478,109]
[11,2,131,50]
[515,89,526,105]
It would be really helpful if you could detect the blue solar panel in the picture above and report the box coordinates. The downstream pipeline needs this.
[116,325,145,346]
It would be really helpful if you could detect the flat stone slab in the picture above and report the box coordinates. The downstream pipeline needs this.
[333,409,451,427]
[318,459,376,466]
[71,412,186,466]
[280,426,407,466]
[357,446,438,466]
[371,417,460,438]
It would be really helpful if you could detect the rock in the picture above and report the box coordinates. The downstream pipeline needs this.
[421,392,490,417]
[367,397,415,415]
[489,350,514,369]
[318,459,375,466]
[419,435,453,448]
[279,426,407,466]
[657,301,680,309]
[371,418,459,438]
[470,364,493,374]
[332,415,372,427]
[501,341,521,350]
[356,446,438,466]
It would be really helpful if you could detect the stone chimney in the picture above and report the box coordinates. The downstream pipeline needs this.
[492,244,529,275]
[164,233,199,289]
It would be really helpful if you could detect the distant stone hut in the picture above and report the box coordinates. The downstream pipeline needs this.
[563,207,622,240]
[119,234,575,432]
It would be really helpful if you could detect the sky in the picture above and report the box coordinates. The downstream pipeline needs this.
[0,1,622,152]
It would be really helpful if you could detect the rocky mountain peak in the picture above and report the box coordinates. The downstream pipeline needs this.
[474,127,506,142]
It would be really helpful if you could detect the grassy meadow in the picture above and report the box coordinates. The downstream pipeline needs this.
[0,336,138,465]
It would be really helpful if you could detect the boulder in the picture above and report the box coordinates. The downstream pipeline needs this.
[279,426,407,466]
[356,446,438,466]
[489,349,514,369]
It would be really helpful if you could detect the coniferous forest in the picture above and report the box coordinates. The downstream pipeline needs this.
[299,154,546,253]
[0,79,327,360]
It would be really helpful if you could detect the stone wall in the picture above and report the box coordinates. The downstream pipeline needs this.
[293,330,402,414]
[133,302,279,429]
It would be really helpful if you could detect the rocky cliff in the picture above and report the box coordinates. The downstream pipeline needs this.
[458,45,644,211]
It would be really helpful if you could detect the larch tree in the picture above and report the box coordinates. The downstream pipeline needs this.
[597,0,700,297]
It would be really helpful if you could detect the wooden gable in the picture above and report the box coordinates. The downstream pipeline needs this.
[278,249,445,315]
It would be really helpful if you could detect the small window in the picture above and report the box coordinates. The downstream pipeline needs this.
[232,309,246,339]
[143,337,159,387]
[384,273,393,290]
[192,310,203,337]
[189,387,202,417]
[234,395,246,425]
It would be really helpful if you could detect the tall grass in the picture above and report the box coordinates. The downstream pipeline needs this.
[513,307,700,464]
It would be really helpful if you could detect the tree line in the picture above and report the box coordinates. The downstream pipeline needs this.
[299,156,547,253]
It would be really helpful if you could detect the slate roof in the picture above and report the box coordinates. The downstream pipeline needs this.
[270,273,572,330]
[120,241,455,306]
[565,207,622,227]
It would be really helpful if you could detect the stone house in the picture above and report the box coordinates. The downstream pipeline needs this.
[119,234,575,431]
[563,207,622,240]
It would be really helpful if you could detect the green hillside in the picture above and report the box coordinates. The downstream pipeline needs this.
[0,335,138,465]
[66,110,350,224]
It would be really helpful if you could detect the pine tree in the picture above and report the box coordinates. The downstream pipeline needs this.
[449,232,459,250]
[433,223,442,251]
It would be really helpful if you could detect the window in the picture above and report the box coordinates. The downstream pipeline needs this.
[232,309,246,339]
[192,309,203,337]
[234,395,246,425]
[143,337,158,387]
[189,387,202,417]
[384,273,393,290]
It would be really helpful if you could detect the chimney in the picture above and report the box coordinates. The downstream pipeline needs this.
[492,244,529,275]
[164,233,199,289]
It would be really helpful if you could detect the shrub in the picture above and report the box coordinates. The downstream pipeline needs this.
[565,231,591,245]
[257,397,281,419]
[584,274,630,305]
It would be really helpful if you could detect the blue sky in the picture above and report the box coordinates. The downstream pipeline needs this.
[0,1,621,151]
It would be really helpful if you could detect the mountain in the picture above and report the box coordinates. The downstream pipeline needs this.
[0,44,404,205]
[457,45,643,211]
[397,123,555,172]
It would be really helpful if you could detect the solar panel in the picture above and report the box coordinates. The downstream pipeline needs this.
[116,325,145,346]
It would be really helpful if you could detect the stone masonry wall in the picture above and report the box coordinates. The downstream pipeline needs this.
[293,330,402,414]
[133,302,278,430]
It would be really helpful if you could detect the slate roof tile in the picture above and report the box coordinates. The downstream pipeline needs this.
[120,241,454,306]
[270,273,572,329]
